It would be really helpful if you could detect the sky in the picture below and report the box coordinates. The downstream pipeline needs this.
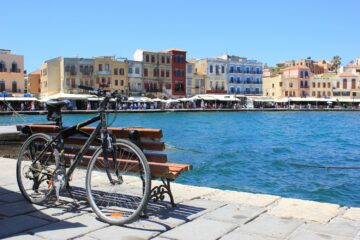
[2,0,360,72]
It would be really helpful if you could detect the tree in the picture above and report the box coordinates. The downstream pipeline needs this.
[330,56,341,73]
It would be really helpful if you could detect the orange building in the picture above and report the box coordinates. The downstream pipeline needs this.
[27,70,41,96]
[280,66,312,97]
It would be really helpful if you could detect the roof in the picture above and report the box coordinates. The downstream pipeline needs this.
[283,66,311,71]
[165,48,186,52]
[30,69,41,75]
[338,72,358,78]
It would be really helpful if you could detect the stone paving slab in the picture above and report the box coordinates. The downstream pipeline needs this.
[4,234,45,240]
[267,198,340,223]
[343,207,360,221]
[237,214,303,239]
[220,230,280,240]
[288,229,353,240]
[202,204,266,224]
[0,215,50,238]
[159,218,237,240]
[0,201,47,217]
[30,214,109,240]
[302,217,360,238]
[202,189,280,207]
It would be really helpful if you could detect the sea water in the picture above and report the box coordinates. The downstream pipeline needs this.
[1,111,360,207]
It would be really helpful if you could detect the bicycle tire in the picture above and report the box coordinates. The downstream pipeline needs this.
[86,139,151,225]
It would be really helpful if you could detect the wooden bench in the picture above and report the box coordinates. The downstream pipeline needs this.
[16,123,192,206]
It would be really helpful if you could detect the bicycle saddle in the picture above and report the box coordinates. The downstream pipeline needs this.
[46,100,69,109]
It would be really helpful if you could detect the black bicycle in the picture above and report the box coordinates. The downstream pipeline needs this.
[16,85,151,225]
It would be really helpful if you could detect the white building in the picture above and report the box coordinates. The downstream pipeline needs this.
[128,60,143,96]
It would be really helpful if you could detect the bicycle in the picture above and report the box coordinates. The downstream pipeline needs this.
[16,85,151,225]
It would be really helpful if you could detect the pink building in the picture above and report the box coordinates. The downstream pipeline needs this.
[280,66,313,97]
[0,49,25,94]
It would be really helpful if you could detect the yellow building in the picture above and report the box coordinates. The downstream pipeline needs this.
[94,56,129,95]
[0,49,25,93]
[27,70,41,96]
[262,75,282,98]
[309,74,336,98]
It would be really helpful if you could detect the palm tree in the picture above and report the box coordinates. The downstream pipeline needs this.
[331,56,341,73]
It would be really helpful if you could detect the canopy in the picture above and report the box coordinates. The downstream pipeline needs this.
[40,93,95,102]
[0,97,37,101]
[152,98,166,102]
[212,95,240,102]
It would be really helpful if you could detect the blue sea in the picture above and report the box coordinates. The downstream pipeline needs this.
[1,111,360,207]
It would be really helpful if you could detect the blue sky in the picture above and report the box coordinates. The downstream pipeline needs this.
[2,0,360,72]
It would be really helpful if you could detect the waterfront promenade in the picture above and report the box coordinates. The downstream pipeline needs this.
[1,156,360,239]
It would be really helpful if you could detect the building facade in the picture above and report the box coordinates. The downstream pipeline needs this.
[223,55,262,95]
[40,57,94,98]
[278,58,325,75]
[0,49,25,94]
[186,61,194,97]
[263,75,282,98]
[167,49,186,96]
[280,66,312,97]
[27,70,41,96]
[128,60,143,96]
[309,75,336,98]
[333,72,360,98]
[134,49,172,98]
[93,56,128,95]
[194,58,227,94]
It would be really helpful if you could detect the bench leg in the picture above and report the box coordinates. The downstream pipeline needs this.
[150,178,176,207]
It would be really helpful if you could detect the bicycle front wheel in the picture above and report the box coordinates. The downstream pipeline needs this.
[86,139,151,225]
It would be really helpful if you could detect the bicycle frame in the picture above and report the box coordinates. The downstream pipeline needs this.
[34,96,114,185]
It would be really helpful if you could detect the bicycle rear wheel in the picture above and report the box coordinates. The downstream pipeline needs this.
[86,139,151,225]
[17,133,57,204]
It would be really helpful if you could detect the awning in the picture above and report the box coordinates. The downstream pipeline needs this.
[40,93,95,101]
[212,95,240,101]
[0,97,38,101]
[199,95,217,101]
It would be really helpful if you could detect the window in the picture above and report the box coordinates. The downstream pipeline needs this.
[0,81,5,91]
[119,68,124,75]
[145,55,149,62]
[323,82,326,88]
[279,82,283,87]
[144,68,148,77]
[289,82,293,88]
[153,68,158,77]
[318,82,320,88]
[230,66,234,73]
[166,70,170,78]
[98,64,103,71]
[166,56,170,64]
[115,80,118,86]
[312,82,316,88]
[187,64,192,74]
[11,62,18,72]
[327,82,331,88]
[120,80,123,86]
[230,77,234,83]
[71,78,76,88]
[222,66,225,73]
[161,70,165,77]
[237,77,241,84]
[135,67,140,74]
[161,56,165,63]
[272,83,274,88]
[336,82,340,88]
[12,81,17,92]
[343,79,347,89]
[209,65,213,73]
[300,71,304,78]
[215,65,219,75]
[351,79,356,89]
[0,62,6,72]
[151,55,155,63]
[114,68,118,75]
[300,81,303,87]
[70,65,76,75]
[304,71,309,78]
[105,64,110,71]
[128,67,133,74]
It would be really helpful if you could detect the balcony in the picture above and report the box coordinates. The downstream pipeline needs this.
[96,70,112,75]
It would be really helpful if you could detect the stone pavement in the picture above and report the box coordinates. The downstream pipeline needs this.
[0,157,360,240]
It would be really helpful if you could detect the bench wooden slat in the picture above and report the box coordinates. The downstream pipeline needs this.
[59,153,190,180]
[63,145,168,163]
[16,124,163,139]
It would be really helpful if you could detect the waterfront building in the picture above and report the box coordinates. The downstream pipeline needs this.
[263,75,282,98]
[0,49,25,94]
[134,49,173,98]
[309,74,336,98]
[167,49,186,97]
[186,61,194,97]
[27,70,41,96]
[333,72,360,98]
[280,66,312,97]
[93,56,128,95]
[128,60,143,96]
[194,58,227,94]
[339,58,360,75]
[221,55,263,95]
[40,57,94,98]
[277,58,325,74]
